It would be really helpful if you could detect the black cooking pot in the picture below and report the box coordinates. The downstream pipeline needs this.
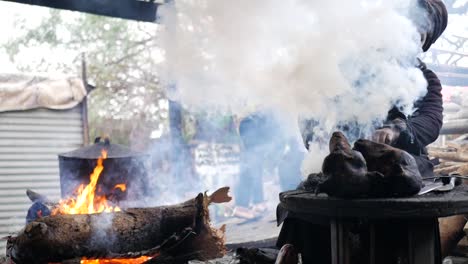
[58,137,151,201]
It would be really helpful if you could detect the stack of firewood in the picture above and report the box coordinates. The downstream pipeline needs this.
[429,137,468,175]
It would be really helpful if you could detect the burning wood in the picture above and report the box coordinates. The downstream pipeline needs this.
[81,256,152,264]
[53,150,124,215]
[7,148,230,264]
[7,189,229,264]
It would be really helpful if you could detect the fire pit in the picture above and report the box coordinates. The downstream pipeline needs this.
[7,138,230,264]
[9,184,230,264]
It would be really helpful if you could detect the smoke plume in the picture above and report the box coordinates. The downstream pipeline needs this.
[157,0,429,177]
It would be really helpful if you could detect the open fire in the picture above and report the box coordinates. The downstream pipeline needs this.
[52,149,151,264]
[80,256,152,264]
[9,140,228,264]
[52,150,122,215]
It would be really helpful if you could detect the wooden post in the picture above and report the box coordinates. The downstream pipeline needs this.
[330,219,351,264]
[81,53,93,146]
[407,219,438,264]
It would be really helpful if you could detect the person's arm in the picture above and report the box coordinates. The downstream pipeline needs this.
[403,63,443,147]
[373,62,443,155]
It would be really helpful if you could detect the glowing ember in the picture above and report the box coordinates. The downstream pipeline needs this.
[80,256,152,264]
[52,150,125,215]
[114,183,127,192]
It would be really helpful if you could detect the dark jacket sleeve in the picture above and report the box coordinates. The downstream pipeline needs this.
[387,62,443,155]
[407,63,444,146]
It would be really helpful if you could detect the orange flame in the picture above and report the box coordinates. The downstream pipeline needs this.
[114,184,127,192]
[52,150,151,263]
[80,256,152,264]
[52,150,125,215]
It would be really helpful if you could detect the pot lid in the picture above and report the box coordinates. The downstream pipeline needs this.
[59,137,148,159]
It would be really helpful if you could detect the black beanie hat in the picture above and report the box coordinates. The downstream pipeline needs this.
[418,0,448,52]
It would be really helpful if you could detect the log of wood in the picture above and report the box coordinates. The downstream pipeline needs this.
[455,164,468,177]
[437,161,466,167]
[428,150,468,162]
[7,188,230,264]
[446,142,468,152]
[434,163,455,170]
[427,146,457,152]
[434,164,465,175]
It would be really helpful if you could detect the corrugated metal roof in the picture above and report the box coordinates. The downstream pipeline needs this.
[0,106,83,256]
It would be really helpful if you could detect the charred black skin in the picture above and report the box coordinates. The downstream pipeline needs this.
[318,132,422,198]
[353,139,423,197]
[319,132,381,198]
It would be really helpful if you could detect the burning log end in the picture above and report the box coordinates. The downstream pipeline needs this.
[8,190,228,264]
[24,222,48,238]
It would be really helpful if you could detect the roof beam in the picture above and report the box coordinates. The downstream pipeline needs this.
[428,63,468,87]
[0,0,160,22]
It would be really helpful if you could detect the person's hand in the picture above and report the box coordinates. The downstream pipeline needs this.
[372,127,399,145]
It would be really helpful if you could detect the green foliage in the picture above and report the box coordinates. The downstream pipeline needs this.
[3,9,167,145]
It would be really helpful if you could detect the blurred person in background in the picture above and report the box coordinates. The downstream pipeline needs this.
[278,138,305,192]
[235,111,284,210]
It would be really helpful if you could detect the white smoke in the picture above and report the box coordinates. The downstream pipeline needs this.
[90,213,116,249]
[301,142,328,177]
[157,0,429,177]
